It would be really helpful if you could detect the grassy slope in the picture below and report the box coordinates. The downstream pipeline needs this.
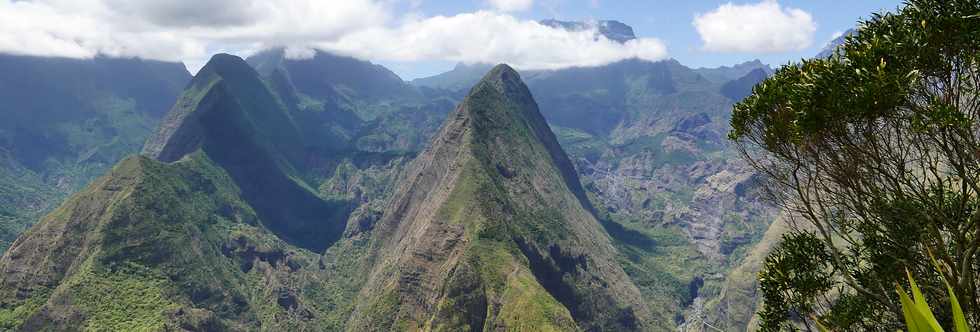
[0,154,364,331]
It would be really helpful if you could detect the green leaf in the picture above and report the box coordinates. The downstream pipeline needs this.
[930,250,969,332]
[944,281,969,332]
[898,285,924,332]
[812,316,831,332]
[907,269,942,332]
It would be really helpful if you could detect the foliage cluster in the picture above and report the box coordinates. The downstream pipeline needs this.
[730,0,980,329]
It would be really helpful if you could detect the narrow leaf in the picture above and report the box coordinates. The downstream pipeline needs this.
[898,285,924,332]
[930,250,969,332]
[812,316,831,332]
[944,281,969,332]
[907,269,942,331]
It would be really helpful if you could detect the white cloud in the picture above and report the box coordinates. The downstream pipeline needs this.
[0,0,667,73]
[693,0,816,53]
[487,0,533,12]
[0,0,387,71]
[0,0,207,61]
[317,11,667,70]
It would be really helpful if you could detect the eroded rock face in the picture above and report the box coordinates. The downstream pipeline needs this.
[531,58,777,328]
[584,151,772,256]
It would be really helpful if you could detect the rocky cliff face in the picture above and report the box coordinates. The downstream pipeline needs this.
[348,65,652,331]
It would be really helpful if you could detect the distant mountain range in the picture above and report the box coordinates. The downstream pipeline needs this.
[0,19,784,331]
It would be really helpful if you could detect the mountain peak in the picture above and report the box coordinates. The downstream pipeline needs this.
[202,53,244,67]
[474,64,525,97]
[485,63,519,80]
[739,59,765,67]
[195,53,254,80]
[817,28,855,58]
[143,52,301,164]
[142,50,346,252]
[349,61,649,331]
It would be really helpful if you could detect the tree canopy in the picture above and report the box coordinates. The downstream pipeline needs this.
[729,0,980,330]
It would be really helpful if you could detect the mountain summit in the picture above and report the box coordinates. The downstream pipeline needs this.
[816,29,855,58]
[349,64,651,331]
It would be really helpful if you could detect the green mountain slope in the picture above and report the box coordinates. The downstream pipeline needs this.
[693,59,772,84]
[144,54,348,252]
[0,54,358,330]
[0,54,190,253]
[0,58,667,331]
[0,154,351,330]
[348,65,653,331]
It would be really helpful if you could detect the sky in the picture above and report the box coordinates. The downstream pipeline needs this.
[0,0,903,80]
